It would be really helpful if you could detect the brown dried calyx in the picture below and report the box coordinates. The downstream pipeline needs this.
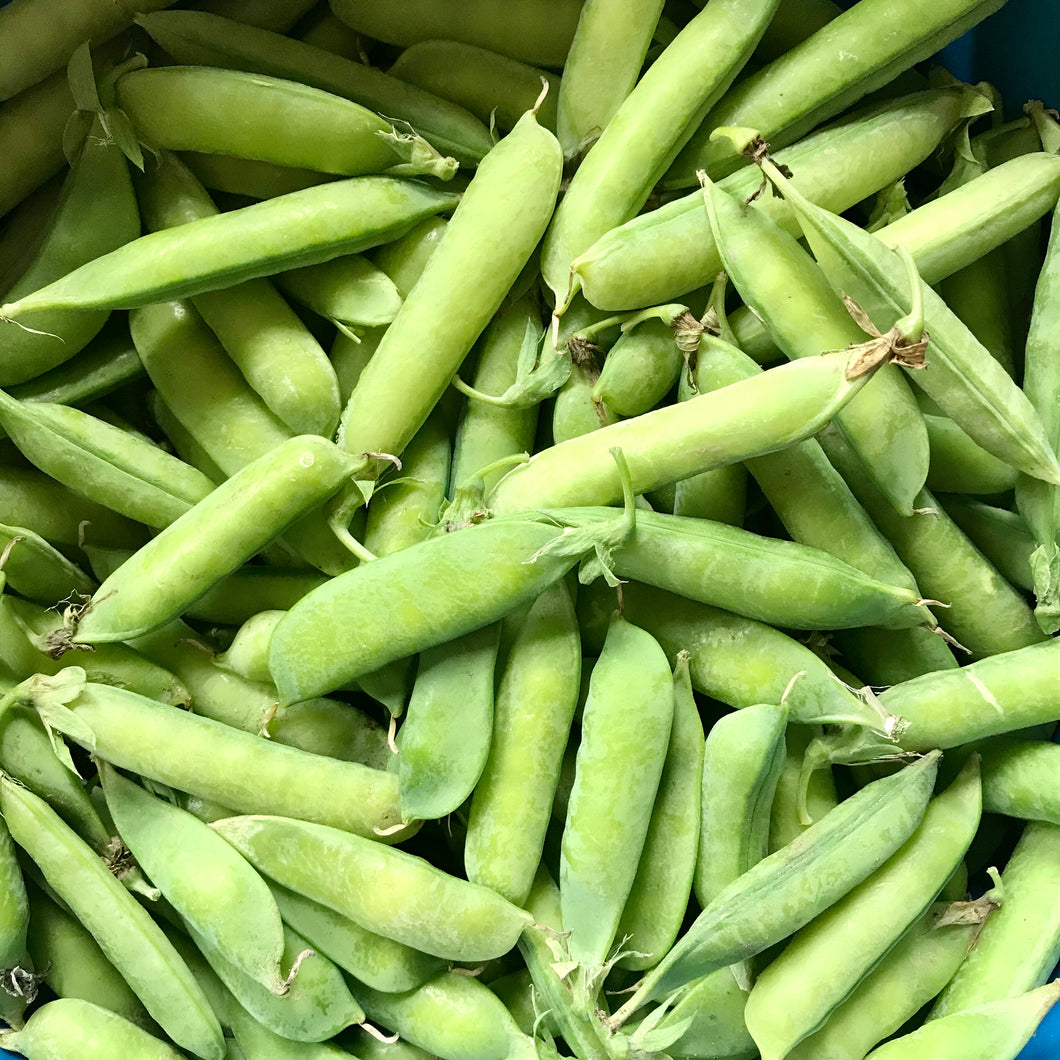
[839,294,929,380]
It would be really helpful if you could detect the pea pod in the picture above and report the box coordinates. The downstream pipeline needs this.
[0,776,224,1060]
[211,814,533,962]
[0,177,459,317]
[0,998,187,1060]
[607,751,940,1029]
[134,9,493,165]
[115,66,457,181]
[68,436,360,646]
[560,614,674,972]
[0,523,95,603]
[979,738,1060,823]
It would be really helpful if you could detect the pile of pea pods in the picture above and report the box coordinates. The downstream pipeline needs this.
[3,0,1060,1058]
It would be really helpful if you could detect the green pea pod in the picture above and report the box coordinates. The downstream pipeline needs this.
[227,1003,352,1060]
[615,653,704,971]
[0,803,30,1029]
[753,146,1060,488]
[573,85,987,311]
[925,413,1019,495]
[329,0,582,67]
[550,507,935,631]
[768,724,838,853]
[269,882,444,994]
[607,750,940,1029]
[746,754,982,1059]
[190,917,364,1043]
[0,777,224,1060]
[978,738,1060,823]
[0,114,139,385]
[0,177,459,317]
[68,436,360,645]
[181,152,330,200]
[1,595,189,706]
[703,173,929,515]
[560,614,674,973]
[869,982,1060,1059]
[667,0,1007,185]
[134,10,494,165]
[930,820,1060,1019]
[540,0,779,305]
[135,149,341,439]
[0,389,215,531]
[465,580,581,907]
[885,639,1060,751]
[337,100,561,477]
[115,66,457,181]
[556,0,665,157]
[785,897,993,1060]
[0,997,186,1060]
[0,523,95,603]
[695,703,787,910]
[100,762,288,997]
[398,624,499,821]
[63,681,405,839]
[940,498,1035,593]
[275,255,402,327]
[647,965,755,1059]
[216,610,285,684]
[590,316,684,418]
[210,814,533,962]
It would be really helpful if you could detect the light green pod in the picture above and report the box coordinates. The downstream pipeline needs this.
[615,654,705,970]
[647,965,756,1059]
[768,724,837,853]
[351,970,538,1060]
[868,982,1060,1059]
[216,610,286,684]
[370,216,448,299]
[941,498,1035,594]
[0,777,224,1060]
[270,882,444,993]
[398,623,499,821]
[0,997,187,1060]
[925,412,1019,495]
[211,814,533,962]
[979,739,1060,823]
[695,703,787,909]
[100,763,287,996]
[560,614,674,972]
[227,1000,352,1060]
[0,804,30,1028]
[745,755,982,1060]
[275,254,403,327]
[464,580,581,906]
[0,522,95,603]
[590,316,683,418]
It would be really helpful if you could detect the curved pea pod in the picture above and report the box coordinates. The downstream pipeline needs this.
[0,997,187,1060]
[615,654,704,972]
[769,723,838,853]
[884,637,1060,752]
[703,172,929,515]
[68,436,359,646]
[0,777,224,1060]
[745,754,982,1060]
[0,114,139,386]
[135,149,341,439]
[488,339,908,514]
[667,0,1007,185]
[607,750,940,1029]
[550,507,936,631]
[573,85,988,311]
[191,918,364,1043]
[116,66,456,181]
[330,0,582,66]
[134,10,493,166]
[210,814,533,962]
[695,703,787,910]
[465,580,581,907]
[268,515,621,704]
[63,681,405,839]
[757,151,1060,488]
[389,39,560,136]
[216,610,286,684]
[590,316,684,418]
[540,0,779,306]
[275,255,402,327]
[99,763,288,997]
[925,413,1019,495]
[977,738,1060,823]
[0,805,30,1028]
[869,982,1060,1060]
[269,882,444,993]
[351,970,537,1060]
[336,101,561,473]
[931,821,1060,1020]
[0,523,96,603]
[0,177,460,317]
[0,388,216,530]
[941,499,1035,594]
[560,615,673,973]
[1,596,189,706]
[398,623,499,822]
